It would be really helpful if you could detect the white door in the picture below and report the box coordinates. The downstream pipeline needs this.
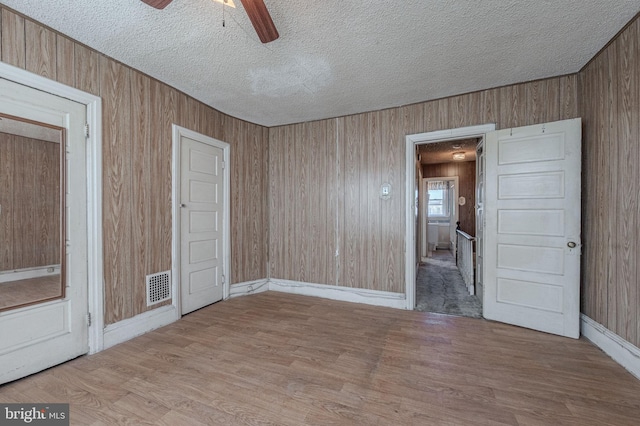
[484,118,581,338]
[0,78,88,383]
[180,133,226,314]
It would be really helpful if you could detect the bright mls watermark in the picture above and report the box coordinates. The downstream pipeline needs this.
[0,404,69,425]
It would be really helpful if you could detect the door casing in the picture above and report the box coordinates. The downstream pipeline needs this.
[172,125,230,316]
[0,62,104,354]
[405,124,496,310]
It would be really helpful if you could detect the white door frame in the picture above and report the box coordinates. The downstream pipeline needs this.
[171,125,231,316]
[0,62,104,353]
[405,124,495,310]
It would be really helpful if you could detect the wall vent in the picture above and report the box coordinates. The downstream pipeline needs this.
[146,271,171,306]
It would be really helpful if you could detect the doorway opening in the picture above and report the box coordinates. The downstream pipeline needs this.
[404,124,495,312]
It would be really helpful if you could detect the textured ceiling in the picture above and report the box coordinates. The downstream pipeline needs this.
[1,1,638,127]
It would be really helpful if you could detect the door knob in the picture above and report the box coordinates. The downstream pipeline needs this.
[180,203,187,208]
[567,242,577,248]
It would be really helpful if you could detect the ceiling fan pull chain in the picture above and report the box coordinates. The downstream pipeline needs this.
[222,1,226,27]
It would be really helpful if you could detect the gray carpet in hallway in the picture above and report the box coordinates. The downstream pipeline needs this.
[415,250,483,318]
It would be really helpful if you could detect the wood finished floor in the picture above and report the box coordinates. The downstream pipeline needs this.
[1,292,639,425]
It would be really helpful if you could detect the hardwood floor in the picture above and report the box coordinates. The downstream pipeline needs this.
[1,292,639,425]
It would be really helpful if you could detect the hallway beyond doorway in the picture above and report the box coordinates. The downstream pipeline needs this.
[415,249,482,318]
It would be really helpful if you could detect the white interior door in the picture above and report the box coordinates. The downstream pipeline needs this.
[180,132,227,315]
[0,78,88,384]
[484,118,581,338]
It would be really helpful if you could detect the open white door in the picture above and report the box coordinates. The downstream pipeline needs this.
[177,127,229,315]
[0,78,88,383]
[483,118,581,338]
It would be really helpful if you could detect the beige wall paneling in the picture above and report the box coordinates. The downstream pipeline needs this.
[228,116,269,284]
[1,5,270,325]
[0,133,14,269]
[55,34,75,87]
[13,137,36,269]
[73,44,100,96]
[158,83,177,276]
[379,108,403,293]
[268,125,283,279]
[579,15,640,347]
[340,114,364,289]
[614,18,638,346]
[131,72,151,315]
[560,74,578,120]
[34,140,60,266]
[270,76,578,295]
[24,20,55,79]
[101,57,133,325]
[1,9,25,69]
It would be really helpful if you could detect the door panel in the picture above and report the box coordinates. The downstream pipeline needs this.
[483,118,581,338]
[180,136,225,314]
[0,78,88,384]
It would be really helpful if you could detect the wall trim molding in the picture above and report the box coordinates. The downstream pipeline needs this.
[228,279,270,298]
[103,305,179,350]
[269,279,406,309]
[581,314,640,380]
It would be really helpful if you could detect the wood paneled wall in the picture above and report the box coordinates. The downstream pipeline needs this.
[423,161,476,236]
[0,134,60,270]
[579,15,640,347]
[270,76,577,293]
[0,6,268,325]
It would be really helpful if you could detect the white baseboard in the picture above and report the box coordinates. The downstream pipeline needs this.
[103,305,179,350]
[268,278,406,309]
[581,314,640,380]
[228,279,269,298]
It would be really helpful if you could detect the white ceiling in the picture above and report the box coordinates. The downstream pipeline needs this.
[2,1,638,127]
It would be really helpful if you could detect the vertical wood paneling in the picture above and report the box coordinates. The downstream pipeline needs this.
[101,57,132,324]
[0,136,59,271]
[380,108,403,292]
[1,9,25,68]
[1,5,269,325]
[366,112,380,290]
[13,137,36,269]
[614,22,638,345]
[34,141,59,266]
[160,87,177,274]
[269,75,578,295]
[560,74,578,120]
[131,72,151,315]
[268,126,284,278]
[74,44,100,96]
[55,34,74,86]
[0,133,14,269]
[24,20,55,79]
[579,15,640,347]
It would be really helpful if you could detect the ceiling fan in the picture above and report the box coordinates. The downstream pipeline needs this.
[141,0,279,43]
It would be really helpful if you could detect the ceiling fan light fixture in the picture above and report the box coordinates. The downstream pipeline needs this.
[452,152,466,161]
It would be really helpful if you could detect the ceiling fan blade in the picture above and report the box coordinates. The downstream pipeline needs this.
[239,0,279,43]
[140,0,173,9]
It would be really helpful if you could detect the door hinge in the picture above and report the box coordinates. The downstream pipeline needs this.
[221,160,225,170]
[84,123,90,138]
[222,274,226,285]
[87,312,92,327]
